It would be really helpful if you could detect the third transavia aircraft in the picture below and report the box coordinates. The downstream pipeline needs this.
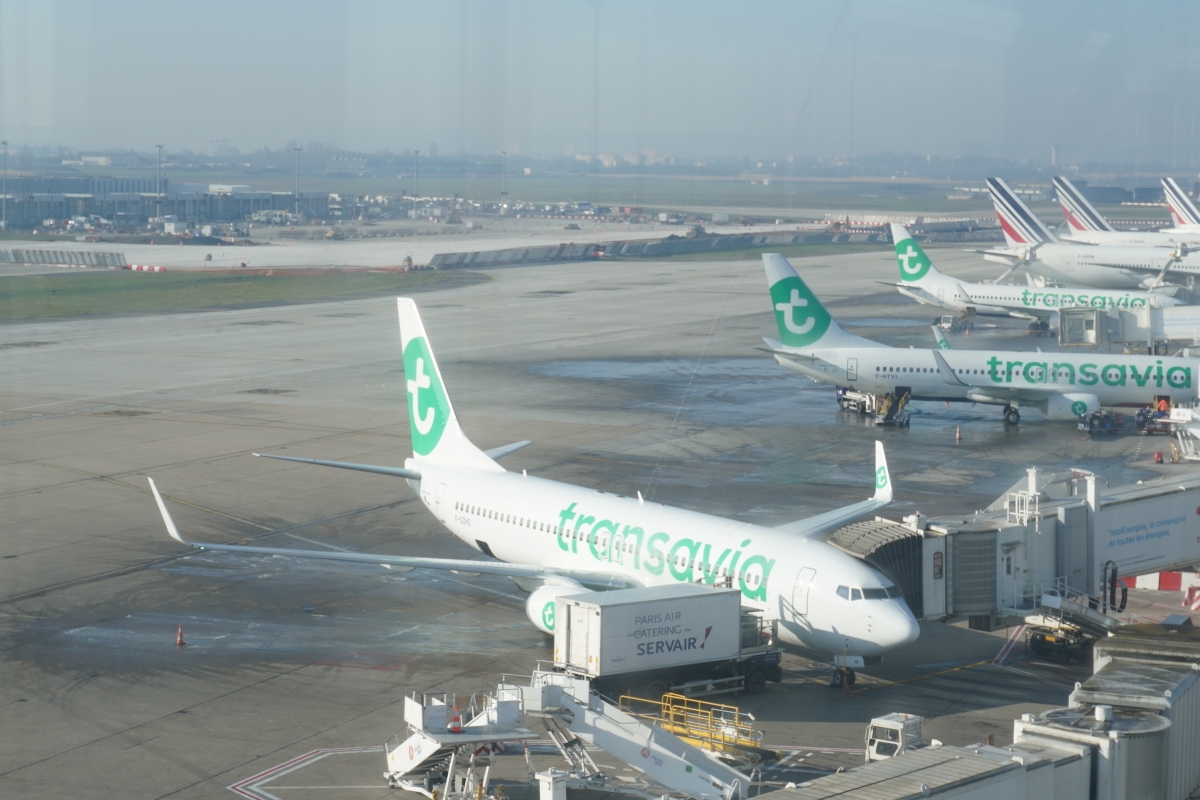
[888,223,1182,330]
[763,254,1199,425]
[150,298,919,679]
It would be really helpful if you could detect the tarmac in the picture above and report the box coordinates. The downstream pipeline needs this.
[0,244,1187,798]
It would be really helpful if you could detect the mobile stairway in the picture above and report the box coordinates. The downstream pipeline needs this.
[618,693,781,770]
[508,670,753,800]
[385,672,756,800]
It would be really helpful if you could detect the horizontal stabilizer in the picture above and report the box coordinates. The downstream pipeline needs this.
[253,452,420,480]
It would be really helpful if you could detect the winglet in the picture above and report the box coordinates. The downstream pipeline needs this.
[932,349,968,387]
[932,326,952,350]
[872,441,893,505]
[148,477,191,547]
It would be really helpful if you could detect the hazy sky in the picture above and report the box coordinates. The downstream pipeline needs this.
[3,0,1200,167]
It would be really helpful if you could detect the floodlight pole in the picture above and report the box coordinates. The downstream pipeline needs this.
[501,150,507,209]
[293,145,302,216]
[155,144,163,222]
[1,140,7,232]
[413,150,419,218]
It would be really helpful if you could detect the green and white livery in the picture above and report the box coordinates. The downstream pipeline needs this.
[151,298,918,661]
[889,224,1182,326]
[763,253,1199,425]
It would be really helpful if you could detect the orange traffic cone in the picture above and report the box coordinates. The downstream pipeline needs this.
[956,426,962,442]
[964,327,970,338]
[449,705,463,733]
[176,624,186,647]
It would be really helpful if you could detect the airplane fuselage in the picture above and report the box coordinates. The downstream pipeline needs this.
[411,464,919,657]
[777,346,1199,409]
[994,244,1200,290]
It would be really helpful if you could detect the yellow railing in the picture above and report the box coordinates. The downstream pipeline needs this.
[619,693,764,752]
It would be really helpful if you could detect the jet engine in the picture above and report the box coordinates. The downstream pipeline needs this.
[1042,392,1100,420]
[525,581,590,634]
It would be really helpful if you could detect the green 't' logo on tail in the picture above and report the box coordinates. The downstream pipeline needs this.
[895,236,932,282]
[770,276,831,348]
[403,336,450,456]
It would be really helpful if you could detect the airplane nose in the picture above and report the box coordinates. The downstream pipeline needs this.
[888,604,920,649]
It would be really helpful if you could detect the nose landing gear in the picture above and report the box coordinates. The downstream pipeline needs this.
[830,667,857,688]
[1003,406,1021,425]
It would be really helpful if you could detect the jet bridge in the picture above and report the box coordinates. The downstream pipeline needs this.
[826,467,1200,631]
[385,671,756,800]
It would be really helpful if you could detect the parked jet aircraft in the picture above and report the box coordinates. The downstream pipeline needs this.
[889,224,1182,330]
[984,178,1200,289]
[763,254,1198,425]
[1162,177,1200,233]
[151,298,919,674]
[1053,177,1200,248]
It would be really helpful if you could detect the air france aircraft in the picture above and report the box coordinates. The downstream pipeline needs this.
[1054,176,1200,248]
[889,224,1181,330]
[150,298,920,678]
[762,254,1199,425]
[984,178,1200,289]
[1162,177,1200,233]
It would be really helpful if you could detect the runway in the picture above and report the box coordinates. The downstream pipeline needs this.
[0,246,1164,797]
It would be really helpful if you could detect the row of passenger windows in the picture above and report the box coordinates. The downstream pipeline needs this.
[836,585,903,601]
[451,500,761,585]
[874,366,1066,378]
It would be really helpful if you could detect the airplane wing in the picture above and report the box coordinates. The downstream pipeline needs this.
[148,478,638,590]
[774,441,893,538]
[930,351,1069,405]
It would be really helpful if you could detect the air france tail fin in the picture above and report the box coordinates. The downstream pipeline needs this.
[1162,178,1200,227]
[891,224,945,285]
[762,254,883,351]
[1053,176,1114,232]
[987,177,1058,246]
[397,298,503,472]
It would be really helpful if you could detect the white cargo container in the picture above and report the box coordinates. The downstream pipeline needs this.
[554,584,741,678]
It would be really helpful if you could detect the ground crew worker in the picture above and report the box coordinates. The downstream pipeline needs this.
[1158,398,1170,416]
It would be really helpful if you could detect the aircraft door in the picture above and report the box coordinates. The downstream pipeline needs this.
[792,568,816,616]
[937,288,944,303]
[435,483,447,522]
[846,358,858,382]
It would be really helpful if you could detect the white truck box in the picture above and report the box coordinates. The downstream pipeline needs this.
[554,584,741,678]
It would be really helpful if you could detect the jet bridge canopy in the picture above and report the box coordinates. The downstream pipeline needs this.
[826,519,924,618]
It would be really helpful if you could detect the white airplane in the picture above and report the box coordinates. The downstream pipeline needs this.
[983,177,1200,289]
[149,298,920,676]
[889,223,1182,331]
[763,254,1198,425]
[1053,176,1200,247]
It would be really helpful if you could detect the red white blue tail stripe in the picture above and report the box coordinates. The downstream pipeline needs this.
[1162,178,1200,227]
[987,177,1058,246]
[1053,176,1113,233]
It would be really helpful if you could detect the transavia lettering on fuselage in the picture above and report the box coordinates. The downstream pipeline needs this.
[1017,290,1147,310]
[554,501,775,601]
[962,357,1191,388]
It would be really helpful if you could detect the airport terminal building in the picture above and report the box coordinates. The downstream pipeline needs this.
[0,176,328,227]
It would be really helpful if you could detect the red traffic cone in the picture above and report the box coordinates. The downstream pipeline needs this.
[176,624,186,647]
[449,705,463,733]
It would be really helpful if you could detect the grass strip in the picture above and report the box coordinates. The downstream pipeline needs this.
[0,269,450,320]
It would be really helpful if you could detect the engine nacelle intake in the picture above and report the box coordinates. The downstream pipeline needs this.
[525,582,591,634]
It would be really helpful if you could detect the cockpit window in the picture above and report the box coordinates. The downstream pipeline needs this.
[850,588,862,601]
[885,586,903,600]
[862,588,889,600]
[836,586,849,600]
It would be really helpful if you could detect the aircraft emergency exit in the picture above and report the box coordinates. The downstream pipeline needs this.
[150,298,920,665]
[762,254,1199,425]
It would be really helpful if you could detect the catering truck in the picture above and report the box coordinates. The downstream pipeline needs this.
[553,584,782,699]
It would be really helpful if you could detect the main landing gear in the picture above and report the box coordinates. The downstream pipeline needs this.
[830,667,857,688]
[1004,406,1021,425]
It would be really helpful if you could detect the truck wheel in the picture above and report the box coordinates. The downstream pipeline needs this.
[645,680,670,700]
[745,669,767,695]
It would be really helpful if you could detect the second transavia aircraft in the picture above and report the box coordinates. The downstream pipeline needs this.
[763,253,1198,425]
